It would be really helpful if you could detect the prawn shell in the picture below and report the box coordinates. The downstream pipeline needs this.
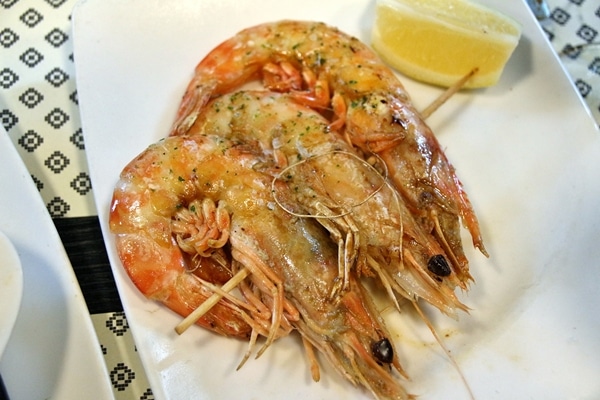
[110,139,254,338]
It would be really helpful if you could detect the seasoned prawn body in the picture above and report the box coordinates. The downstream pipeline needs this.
[174,20,487,286]
[110,146,252,339]
[182,90,468,315]
[110,134,410,400]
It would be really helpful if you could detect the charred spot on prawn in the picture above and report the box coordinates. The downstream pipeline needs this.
[427,254,451,277]
[371,338,394,364]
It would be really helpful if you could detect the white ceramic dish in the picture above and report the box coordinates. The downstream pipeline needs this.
[73,0,600,399]
[0,230,22,359]
[0,126,114,399]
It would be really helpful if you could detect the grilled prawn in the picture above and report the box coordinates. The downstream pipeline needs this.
[109,134,410,399]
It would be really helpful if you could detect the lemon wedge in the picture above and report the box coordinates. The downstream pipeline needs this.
[371,0,522,88]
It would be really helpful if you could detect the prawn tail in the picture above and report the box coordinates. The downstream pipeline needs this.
[170,78,217,136]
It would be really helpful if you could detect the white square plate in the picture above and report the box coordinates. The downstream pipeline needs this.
[73,0,600,399]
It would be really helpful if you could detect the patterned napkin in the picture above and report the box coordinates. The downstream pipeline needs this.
[1,0,96,218]
[541,0,600,126]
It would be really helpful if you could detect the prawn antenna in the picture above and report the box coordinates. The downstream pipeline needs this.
[412,301,476,400]
[270,150,389,219]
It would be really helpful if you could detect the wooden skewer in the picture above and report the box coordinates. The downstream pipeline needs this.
[420,68,479,120]
[175,267,250,335]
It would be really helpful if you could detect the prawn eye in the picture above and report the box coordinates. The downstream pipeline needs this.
[428,254,451,277]
[371,338,394,364]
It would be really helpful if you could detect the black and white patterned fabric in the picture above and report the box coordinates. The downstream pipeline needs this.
[1,0,95,218]
[540,0,600,126]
